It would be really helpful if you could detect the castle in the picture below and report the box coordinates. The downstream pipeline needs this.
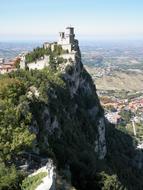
[58,27,76,52]
[20,27,78,70]
[44,27,77,53]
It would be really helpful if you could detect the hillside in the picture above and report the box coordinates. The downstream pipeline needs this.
[85,65,143,91]
[1,39,143,190]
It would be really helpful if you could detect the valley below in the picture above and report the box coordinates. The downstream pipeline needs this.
[82,41,143,144]
[85,66,143,91]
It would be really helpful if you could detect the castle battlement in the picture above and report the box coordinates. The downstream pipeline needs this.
[20,27,78,70]
[58,27,76,53]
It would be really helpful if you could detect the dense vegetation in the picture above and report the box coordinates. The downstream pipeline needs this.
[21,172,47,190]
[0,162,24,190]
[0,68,66,189]
[25,45,68,63]
[0,68,65,163]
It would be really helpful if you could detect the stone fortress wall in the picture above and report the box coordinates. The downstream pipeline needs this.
[27,56,49,70]
[20,27,78,70]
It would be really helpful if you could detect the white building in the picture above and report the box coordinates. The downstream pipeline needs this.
[43,42,51,49]
[105,112,121,125]
[20,55,26,69]
[59,51,76,61]
[58,27,77,53]
[44,27,77,53]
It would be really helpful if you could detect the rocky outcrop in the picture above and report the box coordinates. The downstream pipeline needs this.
[94,117,107,159]
[21,38,109,190]
[29,40,107,162]
[60,45,107,159]
[29,159,56,190]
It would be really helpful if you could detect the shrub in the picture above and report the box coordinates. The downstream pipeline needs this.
[0,162,24,190]
[21,172,47,190]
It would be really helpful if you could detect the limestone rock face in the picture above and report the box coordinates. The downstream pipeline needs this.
[28,159,56,190]
[27,40,108,190]
[60,44,107,159]
[33,41,107,160]
[94,117,107,159]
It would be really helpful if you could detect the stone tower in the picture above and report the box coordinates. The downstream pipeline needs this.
[65,27,75,44]
[20,55,26,69]
[58,27,76,52]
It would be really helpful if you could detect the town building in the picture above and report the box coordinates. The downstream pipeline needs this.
[105,112,121,125]
[0,62,16,74]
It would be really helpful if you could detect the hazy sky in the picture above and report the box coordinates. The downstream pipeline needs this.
[0,0,143,41]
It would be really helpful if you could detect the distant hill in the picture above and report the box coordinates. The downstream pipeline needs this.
[0,42,39,60]
[85,66,143,91]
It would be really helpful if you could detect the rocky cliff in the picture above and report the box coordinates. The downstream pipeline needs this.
[24,43,143,190]
[25,43,108,189]
[1,41,143,190]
